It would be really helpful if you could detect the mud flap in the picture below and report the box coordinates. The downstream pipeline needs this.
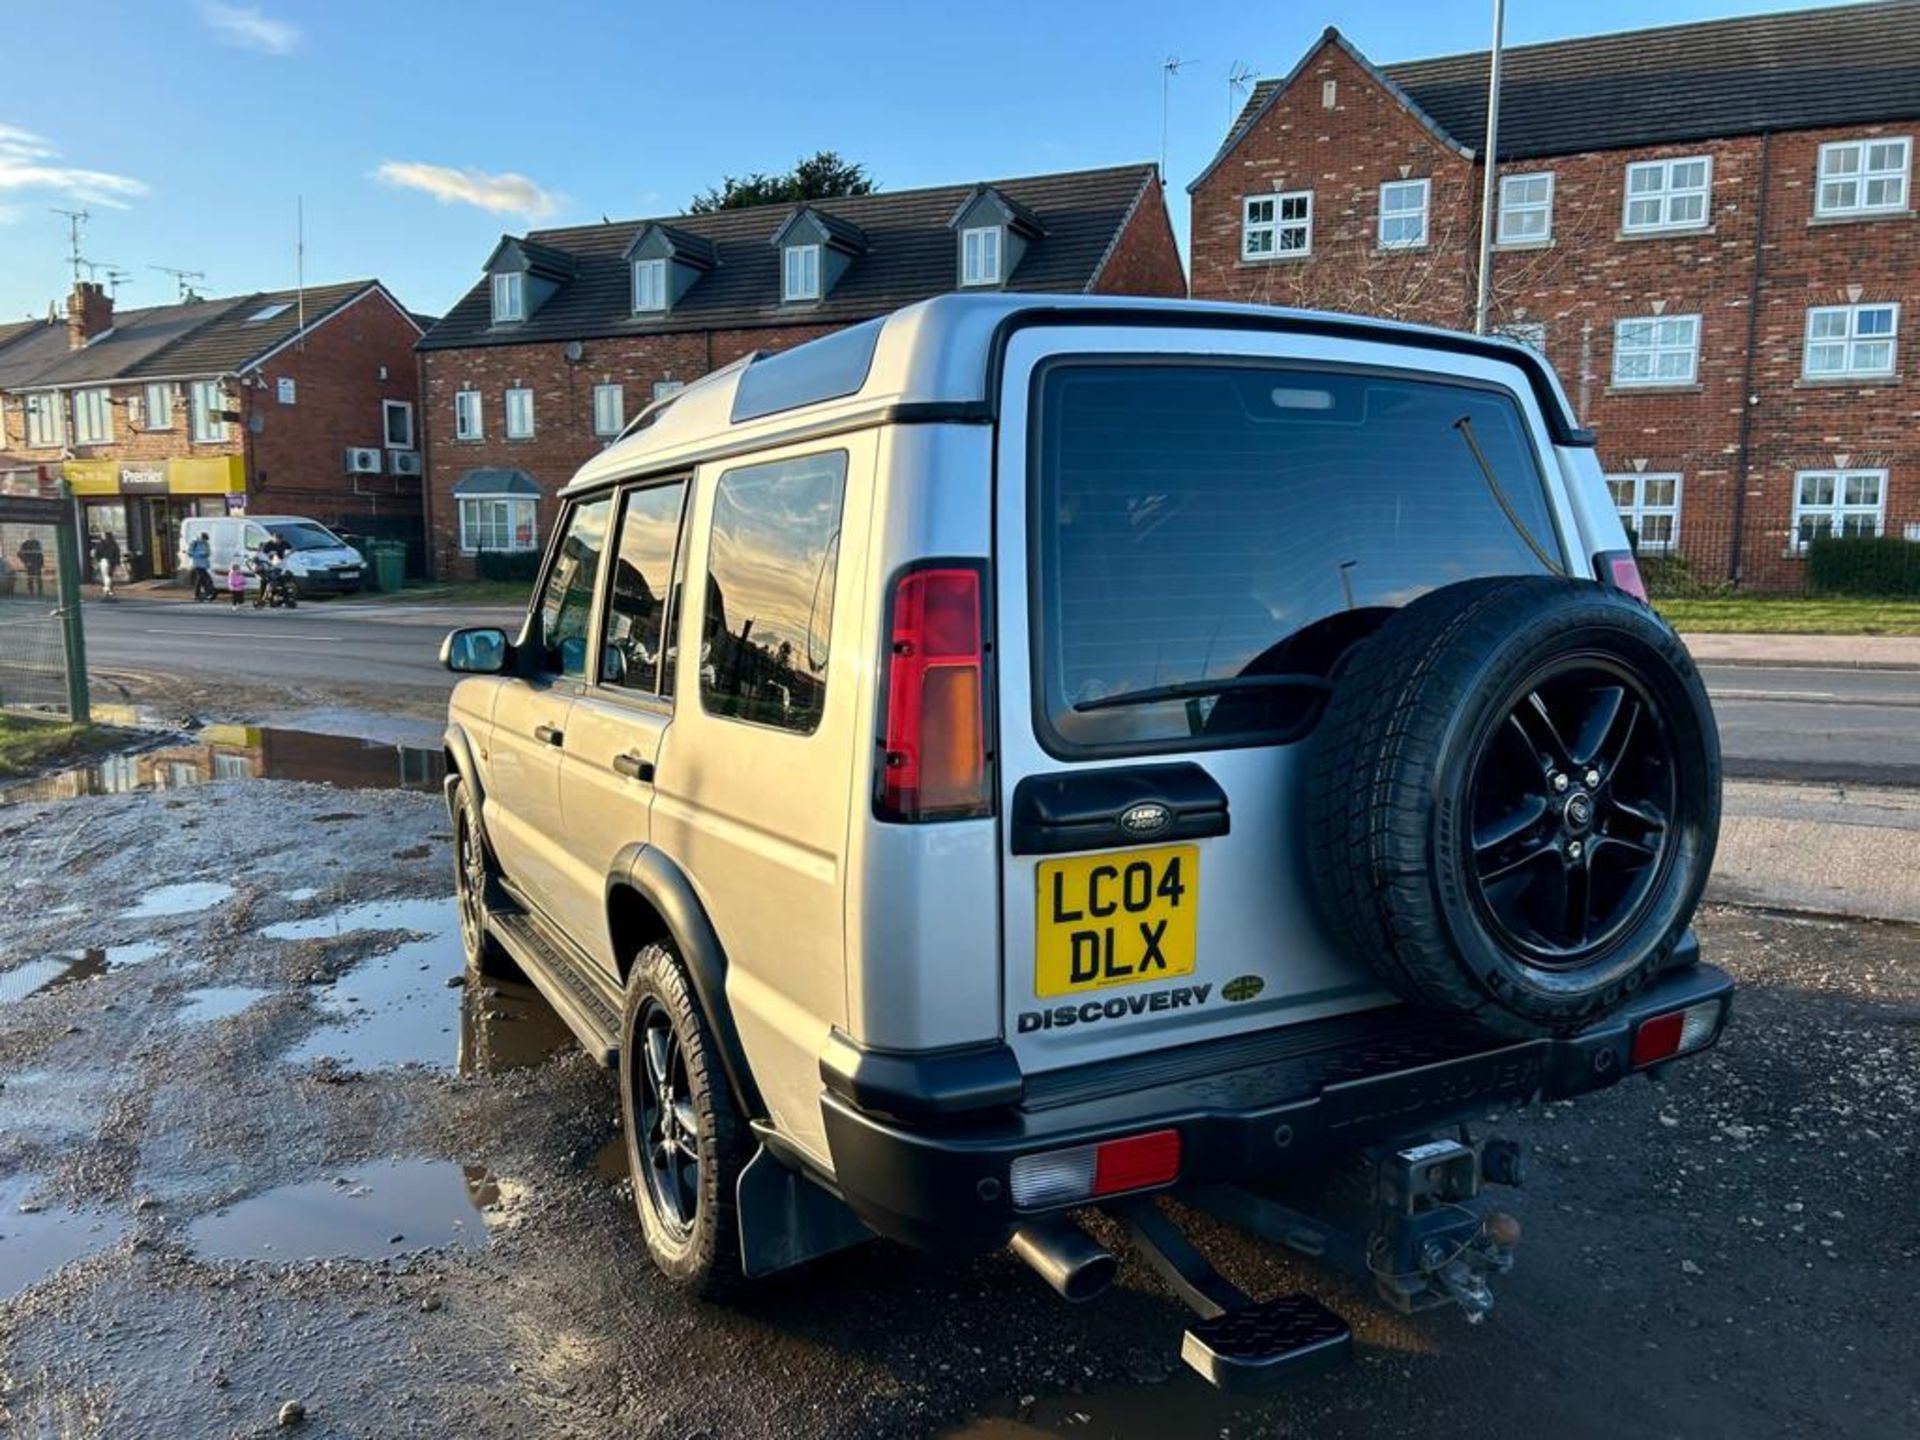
[736,1143,874,1280]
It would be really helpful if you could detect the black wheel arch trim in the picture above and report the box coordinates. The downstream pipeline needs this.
[608,843,767,1121]
[443,723,483,824]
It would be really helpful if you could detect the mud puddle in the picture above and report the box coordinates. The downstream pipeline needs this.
[0,1173,126,1301]
[124,881,233,919]
[0,940,166,1005]
[186,1159,508,1262]
[457,975,578,1076]
[266,898,461,1070]
[175,985,275,1026]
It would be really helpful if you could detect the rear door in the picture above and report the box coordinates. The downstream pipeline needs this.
[994,325,1576,1074]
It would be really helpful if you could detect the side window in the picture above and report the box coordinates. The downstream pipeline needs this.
[535,496,612,678]
[599,480,688,696]
[700,451,848,735]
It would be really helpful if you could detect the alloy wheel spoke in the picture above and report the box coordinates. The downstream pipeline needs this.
[1563,853,1593,946]
[1569,686,1626,768]
[1508,692,1574,774]
[1590,833,1657,866]
[1479,838,1560,886]
[1474,795,1550,853]
[1608,792,1668,834]
[645,1026,671,1091]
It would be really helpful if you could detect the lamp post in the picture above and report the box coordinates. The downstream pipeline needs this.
[1472,0,1506,335]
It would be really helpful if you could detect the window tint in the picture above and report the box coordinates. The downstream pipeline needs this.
[600,481,687,696]
[536,496,612,678]
[700,452,848,734]
[1034,363,1561,755]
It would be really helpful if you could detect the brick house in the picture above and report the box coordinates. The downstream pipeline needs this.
[416,163,1185,576]
[0,279,424,579]
[1189,3,1920,590]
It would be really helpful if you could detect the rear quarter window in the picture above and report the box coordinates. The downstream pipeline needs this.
[1032,360,1563,757]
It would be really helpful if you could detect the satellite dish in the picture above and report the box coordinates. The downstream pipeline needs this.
[563,340,585,363]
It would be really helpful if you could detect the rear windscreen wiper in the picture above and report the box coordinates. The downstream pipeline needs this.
[1072,673,1333,712]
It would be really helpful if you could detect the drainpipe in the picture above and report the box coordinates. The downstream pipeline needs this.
[1471,0,1506,335]
[1727,131,1772,586]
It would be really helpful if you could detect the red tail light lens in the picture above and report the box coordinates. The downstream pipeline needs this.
[876,563,991,822]
[1598,549,1649,603]
[1631,999,1724,1067]
[1091,1129,1182,1196]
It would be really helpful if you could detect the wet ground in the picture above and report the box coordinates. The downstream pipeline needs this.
[0,759,1916,1436]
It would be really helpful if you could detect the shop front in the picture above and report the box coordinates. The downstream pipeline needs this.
[64,458,247,581]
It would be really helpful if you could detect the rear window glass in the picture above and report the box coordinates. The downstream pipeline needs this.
[1032,362,1562,756]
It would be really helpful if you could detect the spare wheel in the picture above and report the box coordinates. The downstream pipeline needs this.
[1306,575,1721,1038]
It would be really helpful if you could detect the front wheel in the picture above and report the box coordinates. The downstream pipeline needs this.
[619,943,749,1298]
[451,777,518,979]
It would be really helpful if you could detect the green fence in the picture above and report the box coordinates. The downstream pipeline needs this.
[0,491,88,720]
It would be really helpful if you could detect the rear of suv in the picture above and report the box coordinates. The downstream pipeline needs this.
[442,295,1727,1389]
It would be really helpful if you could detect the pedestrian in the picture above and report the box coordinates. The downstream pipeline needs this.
[91,530,121,597]
[17,536,44,598]
[187,531,214,602]
[226,558,248,609]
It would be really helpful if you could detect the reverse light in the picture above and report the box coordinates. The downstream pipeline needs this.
[1007,1130,1182,1209]
[1631,999,1723,1068]
[875,563,991,822]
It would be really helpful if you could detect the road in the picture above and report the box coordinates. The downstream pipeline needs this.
[74,598,1920,785]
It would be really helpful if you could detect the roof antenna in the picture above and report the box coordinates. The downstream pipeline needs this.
[1161,56,1191,182]
[50,207,90,283]
[104,267,134,300]
[151,265,208,303]
[1227,62,1255,128]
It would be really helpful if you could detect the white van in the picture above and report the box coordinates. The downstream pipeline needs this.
[178,515,366,596]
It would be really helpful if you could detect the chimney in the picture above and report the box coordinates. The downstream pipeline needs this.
[67,281,113,350]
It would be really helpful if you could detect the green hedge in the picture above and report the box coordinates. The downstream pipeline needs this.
[1806,535,1920,597]
[475,550,542,584]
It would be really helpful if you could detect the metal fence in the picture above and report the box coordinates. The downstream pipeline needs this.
[0,493,88,719]
[1622,512,1920,600]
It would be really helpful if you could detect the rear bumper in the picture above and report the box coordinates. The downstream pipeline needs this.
[819,958,1733,1251]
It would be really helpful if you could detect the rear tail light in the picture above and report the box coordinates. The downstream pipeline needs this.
[1631,999,1723,1068]
[875,562,991,822]
[1008,1130,1182,1209]
[1596,548,1649,603]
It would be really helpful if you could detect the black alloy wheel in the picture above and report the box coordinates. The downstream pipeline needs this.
[632,997,701,1240]
[1465,657,1677,968]
[454,802,488,960]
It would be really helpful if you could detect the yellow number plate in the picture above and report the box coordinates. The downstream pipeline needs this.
[1034,845,1198,998]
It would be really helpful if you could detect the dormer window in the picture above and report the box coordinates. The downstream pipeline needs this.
[491,272,525,323]
[633,258,667,312]
[784,244,822,301]
[961,227,1002,286]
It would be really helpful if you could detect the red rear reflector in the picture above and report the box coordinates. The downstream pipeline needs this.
[1600,550,1649,602]
[876,564,991,822]
[1631,1011,1686,1067]
[1091,1129,1181,1196]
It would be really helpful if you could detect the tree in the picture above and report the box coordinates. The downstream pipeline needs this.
[688,151,876,213]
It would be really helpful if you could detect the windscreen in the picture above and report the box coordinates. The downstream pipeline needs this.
[265,522,345,551]
[1032,361,1564,755]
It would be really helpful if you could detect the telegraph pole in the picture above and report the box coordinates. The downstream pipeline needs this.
[1472,0,1506,335]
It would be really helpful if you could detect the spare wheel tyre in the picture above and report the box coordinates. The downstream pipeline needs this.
[1306,575,1720,1038]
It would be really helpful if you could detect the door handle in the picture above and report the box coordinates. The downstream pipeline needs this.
[612,752,656,783]
[534,724,565,747]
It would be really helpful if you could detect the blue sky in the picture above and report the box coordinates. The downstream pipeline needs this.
[0,0,1870,322]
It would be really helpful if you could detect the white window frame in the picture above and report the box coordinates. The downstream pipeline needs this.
[961,226,1003,285]
[1612,314,1702,387]
[24,391,64,448]
[504,386,535,440]
[632,258,668,313]
[1622,156,1713,233]
[1606,472,1683,554]
[1497,172,1555,244]
[1791,468,1887,551]
[189,380,229,443]
[592,382,625,437]
[72,387,113,446]
[1815,137,1911,219]
[1242,191,1312,260]
[1377,178,1430,249]
[783,244,822,302]
[453,389,483,441]
[1803,303,1899,379]
[651,380,685,402]
[382,398,416,450]
[457,495,540,555]
[491,271,525,324]
[142,382,176,431]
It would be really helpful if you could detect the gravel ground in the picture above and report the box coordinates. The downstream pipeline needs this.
[0,773,1915,1439]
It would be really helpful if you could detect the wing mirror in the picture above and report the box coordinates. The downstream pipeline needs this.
[442,627,510,674]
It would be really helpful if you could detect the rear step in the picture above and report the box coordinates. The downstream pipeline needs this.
[1114,1199,1352,1392]
[488,906,620,1067]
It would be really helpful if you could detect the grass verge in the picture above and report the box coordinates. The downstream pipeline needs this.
[1656,597,1920,636]
[0,714,121,780]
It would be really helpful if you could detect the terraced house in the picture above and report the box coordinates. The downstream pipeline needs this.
[0,279,424,580]
[1189,2,1920,590]
[415,162,1185,577]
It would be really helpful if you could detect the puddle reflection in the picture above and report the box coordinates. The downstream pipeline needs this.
[176,985,275,1026]
[0,1173,126,1301]
[265,898,461,1071]
[0,940,165,1005]
[125,883,233,919]
[187,1159,509,1262]
[458,976,577,1077]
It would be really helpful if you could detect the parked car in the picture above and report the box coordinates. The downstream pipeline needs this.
[177,515,365,597]
[439,295,1727,1390]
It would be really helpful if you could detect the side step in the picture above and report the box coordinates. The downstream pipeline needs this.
[1114,1199,1352,1393]
[488,907,621,1067]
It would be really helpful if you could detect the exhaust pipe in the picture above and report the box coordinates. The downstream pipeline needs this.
[1009,1217,1118,1303]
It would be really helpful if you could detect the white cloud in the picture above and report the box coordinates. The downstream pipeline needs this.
[0,124,149,210]
[374,161,561,221]
[201,3,300,55]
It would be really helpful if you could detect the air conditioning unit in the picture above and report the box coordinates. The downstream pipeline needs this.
[388,450,422,477]
[344,447,382,475]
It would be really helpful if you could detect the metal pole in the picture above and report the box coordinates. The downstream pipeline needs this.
[54,482,90,725]
[1472,0,1506,335]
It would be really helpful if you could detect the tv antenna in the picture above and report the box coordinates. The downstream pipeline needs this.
[151,265,208,303]
[1161,56,1192,181]
[103,266,135,300]
[1228,62,1256,126]
[50,208,90,282]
